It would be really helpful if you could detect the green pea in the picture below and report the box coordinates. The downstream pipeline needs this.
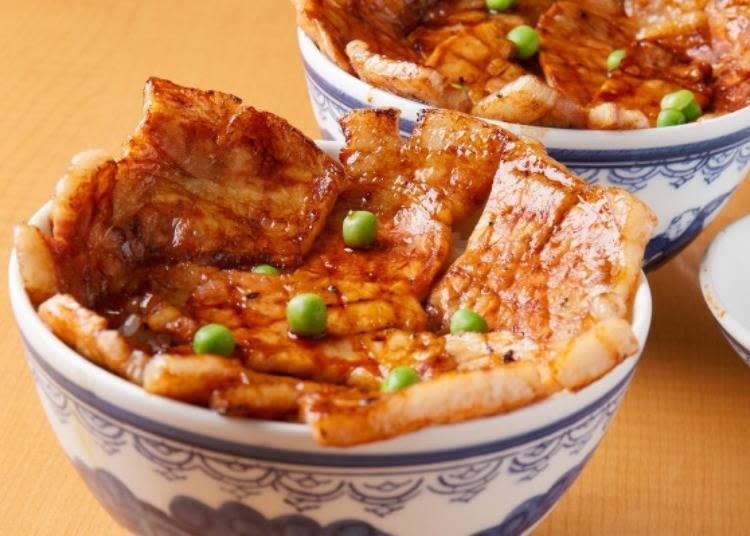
[607,49,626,71]
[342,210,378,249]
[682,99,703,121]
[381,366,421,393]
[193,324,236,356]
[450,308,489,334]
[660,89,695,112]
[486,0,516,11]
[507,25,540,60]
[656,108,686,128]
[660,90,702,123]
[286,293,327,337]
[251,264,279,276]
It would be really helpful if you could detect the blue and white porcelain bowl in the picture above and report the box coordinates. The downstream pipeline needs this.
[701,214,750,367]
[10,165,652,536]
[298,29,750,269]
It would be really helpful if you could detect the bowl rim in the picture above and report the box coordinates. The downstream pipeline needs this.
[297,29,750,150]
[10,142,652,462]
[700,214,750,354]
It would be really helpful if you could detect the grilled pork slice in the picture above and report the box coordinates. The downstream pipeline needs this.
[300,108,508,295]
[624,0,710,26]
[427,130,655,341]
[42,149,128,306]
[472,74,586,127]
[538,2,636,107]
[632,11,713,64]
[399,108,511,221]
[38,79,346,307]
[590,40,713,128]
[421,17,527,101]
[409,0,521,55]
[301,317,637,446]
[209,370,364,419]
[291,0,430,72]
[346,39,472,110]
[707,0,750,112]
[114,78,345,271]
[14,224,57,305]
[38,294,149,384]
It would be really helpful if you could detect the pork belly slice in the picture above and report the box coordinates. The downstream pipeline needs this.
[35,79,346,308]
[113,77,346,270]
[301,316,637,446]
[427,130,655,342]
[538,2,635,107]
[346,39,472,110]
[706,0,750,112]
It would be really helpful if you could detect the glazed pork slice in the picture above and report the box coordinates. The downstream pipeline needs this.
[409,0,507,54]
[299,108,458,296]
[40,149,146,306]
[346,39,472,110]
[538,2,636,107]
[14,224,59,306]
[589,39,713,128]
[707,0,750,112]
[291,0,433,72]
[113,78,345,271]
[301,316,638,446]
[398,108,513,223]
[471,74,587,127]
[34,78,346,308]
[420,16,527,99]
[426,135,583,336]
[586,1,714,128]
[624,0,709,26]
[426,131,655,342]
[293,0,475,109]
[38,294,150,384]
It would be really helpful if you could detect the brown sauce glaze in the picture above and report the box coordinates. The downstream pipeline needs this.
[294,0,750,127]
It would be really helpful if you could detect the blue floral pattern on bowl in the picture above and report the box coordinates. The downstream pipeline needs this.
[72,455,589,536]
[26,338,634,535]
[73,460,390,536]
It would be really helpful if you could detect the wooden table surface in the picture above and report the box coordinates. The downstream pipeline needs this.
[1,1,749,534]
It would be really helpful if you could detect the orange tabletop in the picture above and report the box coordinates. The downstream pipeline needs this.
[1,1,749,534]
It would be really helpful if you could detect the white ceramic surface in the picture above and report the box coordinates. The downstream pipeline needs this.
[10,146,653,535]
[700,214,750,366]
[297,29,750,269]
